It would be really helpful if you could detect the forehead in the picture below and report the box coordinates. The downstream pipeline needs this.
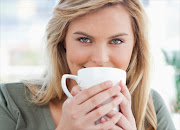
[67,4,133,36]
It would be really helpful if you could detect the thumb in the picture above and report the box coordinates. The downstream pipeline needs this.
[71,85,81,96]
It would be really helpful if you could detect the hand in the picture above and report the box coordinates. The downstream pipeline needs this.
[56,81,122,130]
[100,80,137,130]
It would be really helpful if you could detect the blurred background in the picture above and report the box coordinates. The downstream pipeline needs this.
[0,0,180,129]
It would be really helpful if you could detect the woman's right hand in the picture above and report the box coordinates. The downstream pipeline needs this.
[56,81,122,130]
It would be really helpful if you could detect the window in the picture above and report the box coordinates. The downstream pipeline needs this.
[0,0,56,82]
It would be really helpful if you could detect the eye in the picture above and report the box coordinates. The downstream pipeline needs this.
[78,37,91,43]
[110,39,123,45]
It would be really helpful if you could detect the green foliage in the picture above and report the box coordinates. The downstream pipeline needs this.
[162,49,180,113]
[162,50,180,69]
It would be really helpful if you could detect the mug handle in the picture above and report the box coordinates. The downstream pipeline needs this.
[61,74,79,98]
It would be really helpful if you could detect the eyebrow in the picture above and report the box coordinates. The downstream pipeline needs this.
[73,31,128,39]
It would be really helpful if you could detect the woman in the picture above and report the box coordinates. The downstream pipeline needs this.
[0,0,175,130]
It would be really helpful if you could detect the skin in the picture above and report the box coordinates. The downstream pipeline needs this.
[52,4,136,130]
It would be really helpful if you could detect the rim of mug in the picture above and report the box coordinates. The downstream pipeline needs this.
[78,67,126,73]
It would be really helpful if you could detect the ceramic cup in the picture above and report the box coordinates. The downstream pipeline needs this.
[61,67,126,112]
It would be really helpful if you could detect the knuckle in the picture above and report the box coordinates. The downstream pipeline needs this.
[71,90,76,96]
[107,88,114,96]
[125,99,131,107]
[119,94,130,106]
[71,85,81,95]
[100,82,107,90]
[71,110,79,120]
[71,86,76,92]
[116,93,121,97]
[91,98,98,105]
[113,100,117,107]
[100,127,106,130]
[100,125,107,130]
[84,89,92,97]
[111,118,117,125]
[96,109,103,117]
[101,122,111,130]
[109,86,119,96]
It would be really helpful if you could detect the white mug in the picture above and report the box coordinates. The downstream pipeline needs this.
[61,67,126,112]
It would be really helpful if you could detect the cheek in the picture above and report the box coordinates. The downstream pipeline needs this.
[112,47,133,71]
[66,45,90,67]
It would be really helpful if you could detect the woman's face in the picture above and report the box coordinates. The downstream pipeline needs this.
[65,4,134,76]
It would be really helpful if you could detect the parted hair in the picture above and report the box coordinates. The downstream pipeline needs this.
[23,0,157,129]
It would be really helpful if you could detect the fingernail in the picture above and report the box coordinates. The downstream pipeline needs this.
[114,85,120,90]
[101,117,106,122]
[121,80,126,86]
[115,97,122,104]
[105,81,112,87]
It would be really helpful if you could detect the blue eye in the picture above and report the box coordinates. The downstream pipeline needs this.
[110,39,123,45]
[78,37,91,43]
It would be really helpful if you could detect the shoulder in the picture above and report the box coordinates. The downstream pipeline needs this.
[151,89,165,111]
[0,82,52,130]
[0,82,31,109]
[0,82,27,99]
[0,82,26,91]
[151,89,169,116]
[151,89,170,114]
[151,89,176,129]
[0,83,28,128]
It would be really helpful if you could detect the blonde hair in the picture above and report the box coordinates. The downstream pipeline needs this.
[23,0,157,129]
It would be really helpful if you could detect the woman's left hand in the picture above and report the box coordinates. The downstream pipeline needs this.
[100,80,137,130]
[71,80,137,130]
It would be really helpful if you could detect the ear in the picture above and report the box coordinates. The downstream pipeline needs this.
[61,40,66,52]
[63,40,66,49]
[133,39,136,47]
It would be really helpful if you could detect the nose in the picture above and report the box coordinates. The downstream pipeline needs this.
[91,45,109,66]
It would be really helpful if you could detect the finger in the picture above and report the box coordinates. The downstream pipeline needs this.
[87,96,122,122]
[100,117,107,123]
[100,112,123,130]
[82,84,121,114]
[71,85,81,96]
[105,110,131,130]
[105,93,132,122]
[95,113,121,130]
[119,80,131,103]
[74,80,113,104]
[116,113,131,130]
[109,125,123,130]
[106,110,117,117]
[117,93,134,123]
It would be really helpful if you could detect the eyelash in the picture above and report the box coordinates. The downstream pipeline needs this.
[77,37,92,43]
[77,37,124,45]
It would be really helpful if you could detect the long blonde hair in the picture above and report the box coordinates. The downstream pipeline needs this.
[23,0,157,129]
